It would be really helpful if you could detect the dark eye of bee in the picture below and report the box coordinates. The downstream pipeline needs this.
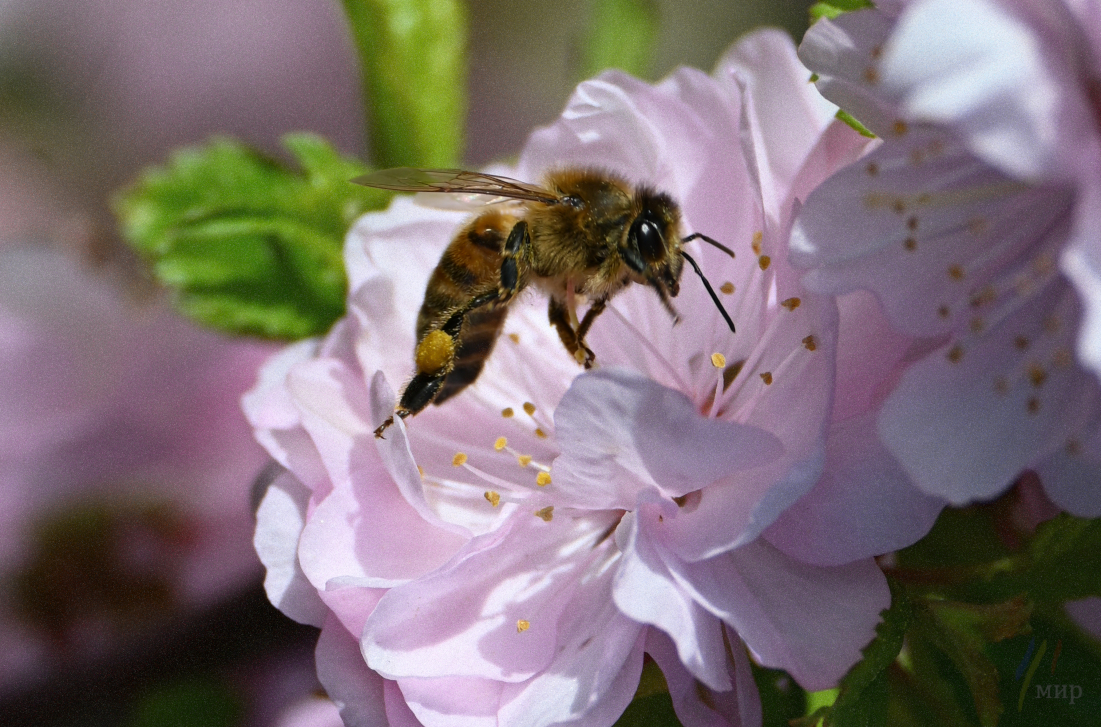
[630,214,665,264]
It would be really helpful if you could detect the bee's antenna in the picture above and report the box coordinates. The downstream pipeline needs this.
[682,232,735,259]
[681,251,736,333]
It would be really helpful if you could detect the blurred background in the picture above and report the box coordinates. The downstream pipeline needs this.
[0,1,812,724]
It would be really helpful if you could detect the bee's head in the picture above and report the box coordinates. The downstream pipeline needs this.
[623,189,683,298]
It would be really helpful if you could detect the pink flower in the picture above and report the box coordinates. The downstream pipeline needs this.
[0,244,273,688]
[791,2,1101,515]
[249,30,889,727]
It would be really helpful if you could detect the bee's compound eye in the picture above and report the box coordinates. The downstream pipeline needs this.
[631,217,664,263]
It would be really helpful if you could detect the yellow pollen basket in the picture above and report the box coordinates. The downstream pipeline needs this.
[415,329,455,375]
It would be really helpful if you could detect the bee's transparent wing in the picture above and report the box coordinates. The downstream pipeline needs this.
[352,168,561,206]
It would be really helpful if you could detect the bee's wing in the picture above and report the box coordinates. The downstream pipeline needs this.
[351,168,561,206]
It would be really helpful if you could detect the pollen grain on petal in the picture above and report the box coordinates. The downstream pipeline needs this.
[518,454,533,467]
[1028,364,1047,388]
[536,471,552,487]
[720,282,735,295]
[758,255,771,271]
[711,352,727,368]
[802,335,818,351]
[508,333,521,344]
[534,506,554,522]
[523,402,536,416]
[452,452,468,466]
[517,620,530,633]
[760,371,773,385]
[484,491,501,507]
[502,407,515,418]
[494,436,508,451]
[780,297,801,311]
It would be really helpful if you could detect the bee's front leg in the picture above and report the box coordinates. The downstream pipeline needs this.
[548,297,596,369]
[498,220,530,302]
[574,296,608,369]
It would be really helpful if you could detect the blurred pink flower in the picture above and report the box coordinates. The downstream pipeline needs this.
[248,30,889,727]
[791,2,1101,515]
[0,244,273,688]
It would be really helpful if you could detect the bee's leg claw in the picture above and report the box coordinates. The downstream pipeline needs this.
[374,416,395,439]
[574,345,596,369]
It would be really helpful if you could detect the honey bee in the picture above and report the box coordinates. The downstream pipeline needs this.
[354,167,737,438]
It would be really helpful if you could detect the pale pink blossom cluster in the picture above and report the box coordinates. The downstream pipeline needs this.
[245,6,1101,723]
[245,29,915,727]
[793,0,1101,514]
[0,244,273,689]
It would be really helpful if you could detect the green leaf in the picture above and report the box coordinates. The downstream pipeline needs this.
[581,0,661,81]
[115,133,389,339]
[835,109,877,138]
[810,0,874,22]
[129,676,239,727]
[914,596,1034,726]
[342,0,467,168]
[1019,515,1101,603]
[753,663,808,727]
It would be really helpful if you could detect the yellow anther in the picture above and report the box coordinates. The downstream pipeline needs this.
[534,506,554,522]
[508,333,520,344]
[536,472,552,487]
[892,119,908,136]
[502,407,515,418]
[802,335,818,351]
[452,452,468,467]
[711,352,727,368]
[523,402,536,416]
[484,491,501,507]
[751,231,763,254]
[720,282,735,295]
[760,372,773,385]
[947,345,964,363]
[948,264,965,281]
[518,454,533,467]
[780,297,801,311]
[758,255,771,271]
[494,437,507,451]
[417,465,425,479]
[535,428,548,439]
[517,620,530,633]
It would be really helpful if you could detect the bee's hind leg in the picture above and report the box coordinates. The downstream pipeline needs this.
[375,291,498,439]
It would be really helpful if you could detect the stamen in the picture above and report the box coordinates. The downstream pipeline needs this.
[720,282,735,295]
[518,454,533,467]
[711,352,726,368]
[534,428,548,439]
[780,297,801,311]
[802,335,818,351]
[494,436,507,451]
[751,231,762,255]
[523,402,536,416]
[484,491,501,507]
[759,372,773,385]
[502,407,515,418]
[517,620,530,633]
[534,506,554,522]
[508,333,520,344]
[536,472,552,487]
[758,255,771,271]
[452,452,468,466]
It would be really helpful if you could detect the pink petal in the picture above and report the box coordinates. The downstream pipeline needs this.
[667,540,889,691]
[253,469,328,626]
[498,577,646,727]
[1034,420,1101,516]
[879,278,1101,504]
[613,504,733,691]
[553,368,782,510]
[764,413,945,565]
[396,676,502,727]
[645,627,762,727]
[362,509,618,682]
[315,616,389,727]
